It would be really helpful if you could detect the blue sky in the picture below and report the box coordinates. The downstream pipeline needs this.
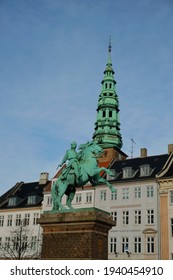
[0,0,173,195]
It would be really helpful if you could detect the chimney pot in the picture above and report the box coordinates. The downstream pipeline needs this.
[140,148,147,158]
[39,172,49,185]
[168,144,173,154]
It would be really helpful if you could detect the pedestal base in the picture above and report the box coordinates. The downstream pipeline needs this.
[39,208,115,260]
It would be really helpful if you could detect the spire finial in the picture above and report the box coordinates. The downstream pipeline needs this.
[108,36,112,53]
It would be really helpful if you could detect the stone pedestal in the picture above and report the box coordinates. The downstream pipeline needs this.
[39,208,115,260]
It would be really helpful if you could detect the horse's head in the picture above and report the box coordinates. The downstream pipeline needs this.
[78,141,103,160]
[87,141,103,157]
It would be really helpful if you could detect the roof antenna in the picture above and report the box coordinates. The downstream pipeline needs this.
[131,138,136,158]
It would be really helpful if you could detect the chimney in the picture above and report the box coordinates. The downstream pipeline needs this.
[140,148,147,158]
[39,172,49,185]
[168,144,173,154]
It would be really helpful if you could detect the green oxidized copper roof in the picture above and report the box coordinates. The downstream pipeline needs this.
[93,40,123,149]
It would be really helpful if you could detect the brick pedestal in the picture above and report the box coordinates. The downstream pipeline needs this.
[39,208,115,260]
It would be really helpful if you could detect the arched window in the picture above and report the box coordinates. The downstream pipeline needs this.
[103,110,106,117]
[109,111,112,117]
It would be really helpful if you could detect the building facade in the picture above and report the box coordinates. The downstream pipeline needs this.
[0,173,49,259]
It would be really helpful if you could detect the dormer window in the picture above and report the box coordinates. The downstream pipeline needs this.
[140,164,151,176]
[8,197,17,207]
[27,195,36,205]
[123,167,133,178]
[107,169,119,181]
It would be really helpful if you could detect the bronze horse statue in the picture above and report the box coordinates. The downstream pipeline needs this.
[52,141,115,211]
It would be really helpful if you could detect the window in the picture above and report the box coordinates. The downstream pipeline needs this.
[7,215,13,227]
[33,213,39,225]
[100,190,106,201]
[123,167,133,178]
[24,213,30,226]
[147,185,154,197]
[86,192,92,203]
[31,236,37,251]
[107,169,116,181]
[0,237,2,248]
[109,110,112,117]
[76,193,82,203]
[147,209,154,224]
[122,211,129,225]
[8,197,17,206]
[122,237,129,253]
[170,191,173,204]
[22,236,28,250]
[134,186,141,198]
[140,165,151,176]
[110,237,117,253]
[134,210,141,224]
[134,237,141,253]
[147,237,154,253]
[171,218,173,237]
[47,196,52,206]
[5,237,10,249]
[15,214,21,226]
[27,195,36,205]
[102,110,106,117]
[111,211,117,225]
[13,236,19,251]
[105,83,108,89]
[111,189,117,200]
[0,215,4,227]
[122,188,129,199]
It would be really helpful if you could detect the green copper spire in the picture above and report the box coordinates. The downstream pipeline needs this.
[93,40,123,149]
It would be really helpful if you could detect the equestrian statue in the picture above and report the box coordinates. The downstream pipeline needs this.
[52,140,115,211]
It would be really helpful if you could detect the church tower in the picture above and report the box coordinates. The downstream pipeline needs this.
[93,40,127,163]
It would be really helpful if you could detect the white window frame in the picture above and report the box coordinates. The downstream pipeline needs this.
[122,237,129,253]
[7,215,13,227]
[85,192,92,203]
[100,190,106,201]
[122,210,129,225]
[170,191,173,204]
[110,237,117,253]
[111,189,117,200]
[134,186,141,198]
[147,185,154,197]
[76,193,82,203]
[0,215,4,227]
[134,210,141,224]
[122,188,129,199]
[146,209,154,224]
[134,237,141,253]
[146,236,155,254]
[33,213,39,225]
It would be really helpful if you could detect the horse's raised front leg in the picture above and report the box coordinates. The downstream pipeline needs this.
[98,177,116,192]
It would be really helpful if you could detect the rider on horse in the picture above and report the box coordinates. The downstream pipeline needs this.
[58,141,79,183]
